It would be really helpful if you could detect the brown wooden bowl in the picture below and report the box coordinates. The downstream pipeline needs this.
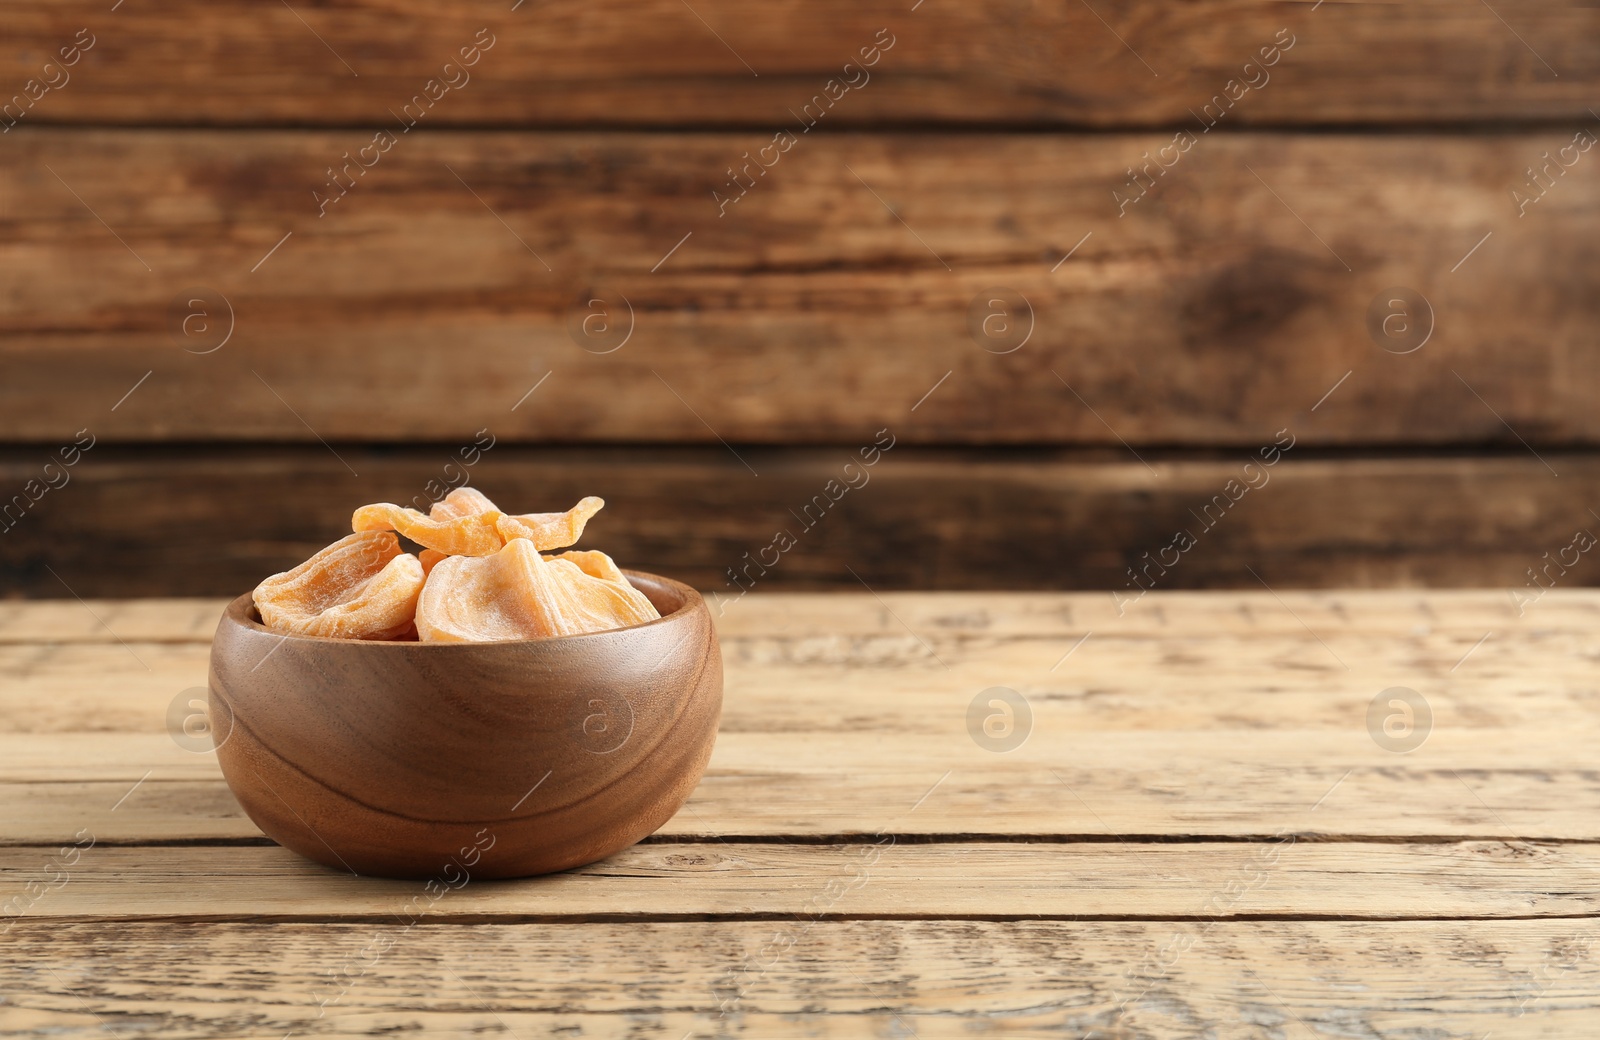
[208,571,721,880]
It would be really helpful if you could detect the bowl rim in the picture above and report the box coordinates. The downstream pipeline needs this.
[225,568,704,647]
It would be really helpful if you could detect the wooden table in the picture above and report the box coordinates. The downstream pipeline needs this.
[2,590,1597,1036]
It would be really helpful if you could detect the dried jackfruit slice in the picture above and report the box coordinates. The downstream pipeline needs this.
[352,501,505,556]
[496,496,605,552]
[429,487,500,521]
[418,548,448,576]
[550,549,628,585]
[547,549,660,617]
[416,538,659,642]
[254,531,425,640]
[547,549,659,622]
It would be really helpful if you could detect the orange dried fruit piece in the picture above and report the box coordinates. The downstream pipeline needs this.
[418,548,448,575]
[352,500,505,556]
[429,486,501,521]
[253,531,425,640]
[541,554,660,629]
[496,495,605,552]
[551,549,628,584]
[547,549,658,622]
[416,538,659,642]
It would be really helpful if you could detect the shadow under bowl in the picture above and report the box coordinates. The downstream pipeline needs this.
[208,571,722,879]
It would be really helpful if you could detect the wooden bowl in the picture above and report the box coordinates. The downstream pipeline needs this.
[207,571,721,879]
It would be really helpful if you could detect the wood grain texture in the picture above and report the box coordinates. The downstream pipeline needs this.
[8,630,1595,741]
[0,130,1594,445]
[8,592,1599,737]
[3,590,1598,844]
[3,592,1595,1036]
[0,0,1588,1023]
[4,446,1598,596]
[8,588,1600,643]
[0,598,224,643]
[1,0,1595,127]
[7,731,1599,842]
[7,730,1600,843]
[3,920,1596,1038]
[4,841,1598,919]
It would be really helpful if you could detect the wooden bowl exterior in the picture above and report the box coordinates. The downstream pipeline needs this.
[208,572,721,879]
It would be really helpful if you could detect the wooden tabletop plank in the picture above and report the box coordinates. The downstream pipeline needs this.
[0,591,1591,1034]
[3,728,1596,843]
[4,0,1595,127]
[1,920,1596,1038]
[0,598,224,644]
[8,626,1598,734]
[3,599,1593,744]
[2,590,1592,644]
[3,841,1596,921]
[3,622,1594,739]
[1,131,1594,446]
[0,590,1595,842]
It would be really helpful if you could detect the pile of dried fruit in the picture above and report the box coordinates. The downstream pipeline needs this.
[253,488,660,641]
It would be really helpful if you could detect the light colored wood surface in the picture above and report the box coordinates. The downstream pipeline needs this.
[3,728,1597,842]
[9,588,1599,642]
[3,841,1598,920]
[1,591,1595,1037]
[5,921,1598,1037]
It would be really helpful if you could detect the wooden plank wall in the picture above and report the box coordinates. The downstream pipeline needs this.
[0,0,1596,596]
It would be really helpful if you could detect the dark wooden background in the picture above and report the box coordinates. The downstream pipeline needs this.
[1,0,1596,597]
